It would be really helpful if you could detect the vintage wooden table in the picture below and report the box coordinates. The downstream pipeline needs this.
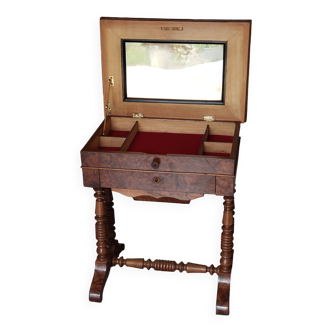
[81,17,251,315]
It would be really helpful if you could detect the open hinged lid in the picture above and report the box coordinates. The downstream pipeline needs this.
[100,18,251,123]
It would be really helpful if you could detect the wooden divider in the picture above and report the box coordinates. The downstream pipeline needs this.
[198,125,209,155]
[98,117,237,156]
[120,121,138,151]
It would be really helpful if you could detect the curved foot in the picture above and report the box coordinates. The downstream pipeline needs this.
[216,273,231,315]
[89,242,126,303]
[89,188,114,303]
[89,261,110,302]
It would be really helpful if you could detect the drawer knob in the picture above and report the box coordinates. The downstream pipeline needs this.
[153,177,161,183]
[151,157,161,169]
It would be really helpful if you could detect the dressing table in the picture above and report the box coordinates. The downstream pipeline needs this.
[81,17,251,315]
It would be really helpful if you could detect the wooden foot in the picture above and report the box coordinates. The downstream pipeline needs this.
[89,188,124,302]
[216,274,231,315]
[89,261,110,303]
[216,196,234,315]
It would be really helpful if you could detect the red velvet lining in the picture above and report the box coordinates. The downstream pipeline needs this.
[204,134,232,157]
[128,132,204,155]
[207,135,233,143]
[99,132,233,156]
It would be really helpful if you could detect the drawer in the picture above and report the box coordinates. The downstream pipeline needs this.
[99,170,215,194]
[81,151,236,176]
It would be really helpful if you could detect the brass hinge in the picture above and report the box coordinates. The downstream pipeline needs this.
[133,112,144,118]
[109,76,114,86]
[104,76,113,116]
[105,101,111,115]
[203,115,215,122]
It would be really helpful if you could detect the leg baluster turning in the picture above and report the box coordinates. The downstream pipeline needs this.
[104,188,125,258]
[216,196,235,315]
[89,188,125,303]
[89,188,108,302]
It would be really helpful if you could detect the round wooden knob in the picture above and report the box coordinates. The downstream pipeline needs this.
[151,157,161,169]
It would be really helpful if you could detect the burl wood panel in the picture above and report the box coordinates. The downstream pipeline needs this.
[81,151,99,167]
[215,176,235,196]
[99,170,215,194]
[82,168,100,187]
[81,150,235,175]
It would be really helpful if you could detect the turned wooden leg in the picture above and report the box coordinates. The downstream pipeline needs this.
[89,188,111,303]
[104,188,116,251]
[216,196,235,315]
[104,188,125,258]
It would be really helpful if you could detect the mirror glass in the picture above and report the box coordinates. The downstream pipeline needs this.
[124,42,224,102]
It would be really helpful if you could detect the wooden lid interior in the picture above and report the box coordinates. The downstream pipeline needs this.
[100,18,251,123]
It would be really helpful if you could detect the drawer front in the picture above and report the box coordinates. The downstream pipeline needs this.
[215,176,235,196]
[82,168,100,187]
[89,152,236,175]
[100,170,215,194]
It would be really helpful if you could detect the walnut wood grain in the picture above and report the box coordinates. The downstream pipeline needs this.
[104,188,125,257]
[99,169,215,194]
[82,168,100,187]
[81,150,236,175]
[220,197,234,273]
[89,188,108,302]
[98,152,235,175]
[81,151,99,167]
[216,176,235,196]
[80,119,240,176]
[216,196,235,315]
[112,257,221,275]
[216,274,231,315]
[89,188,124,303]
[80,18,250,315]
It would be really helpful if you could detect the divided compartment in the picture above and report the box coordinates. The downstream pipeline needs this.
[99,117,237,158]
[99,118,137,151]
[199,124,234,157]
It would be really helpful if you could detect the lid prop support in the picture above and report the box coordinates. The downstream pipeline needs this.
[102,76,114,136]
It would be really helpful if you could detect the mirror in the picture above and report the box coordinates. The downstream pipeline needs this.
[124,41,225,102]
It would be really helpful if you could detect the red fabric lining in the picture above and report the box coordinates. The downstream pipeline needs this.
[128,132,204,155]
[99,132,233,156]
[207,135,233,143]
